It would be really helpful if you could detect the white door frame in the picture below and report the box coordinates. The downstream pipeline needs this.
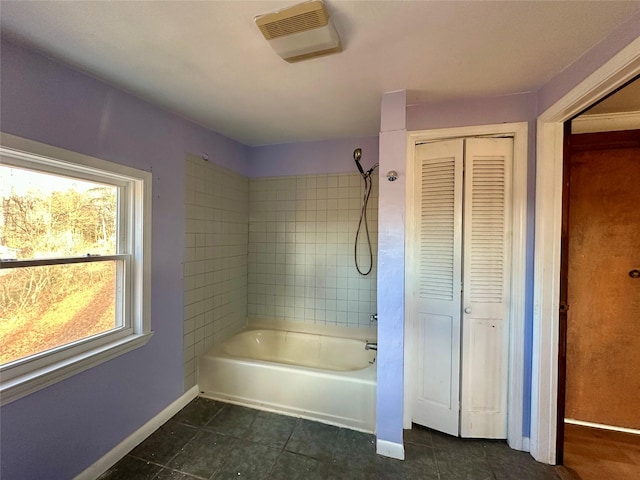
[530,36,640,464]
[404,122,529,450]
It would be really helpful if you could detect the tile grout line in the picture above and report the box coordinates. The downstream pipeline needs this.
[208,402,255,480]
[267,417,301,479]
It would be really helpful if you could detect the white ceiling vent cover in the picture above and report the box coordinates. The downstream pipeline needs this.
[255,0,342,63]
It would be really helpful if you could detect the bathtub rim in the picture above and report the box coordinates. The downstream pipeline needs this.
[247,317,377,342]
[202,347,377,380]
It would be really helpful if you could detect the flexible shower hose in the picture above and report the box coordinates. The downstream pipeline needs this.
[355,173,375,275]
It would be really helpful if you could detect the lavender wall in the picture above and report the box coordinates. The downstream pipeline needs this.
[537,11,640,115]
[0,39,248,480]
[407,93,537,131]
[249,136,379,177]
[376,91,408,448]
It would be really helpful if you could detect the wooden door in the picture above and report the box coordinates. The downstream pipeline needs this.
[565,131,640,429]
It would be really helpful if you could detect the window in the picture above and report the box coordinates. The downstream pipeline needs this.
[0,133,152,405]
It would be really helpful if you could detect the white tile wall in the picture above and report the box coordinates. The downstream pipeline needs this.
[183,155,248,390]
[248,173,378,328]
[184,165,379,389]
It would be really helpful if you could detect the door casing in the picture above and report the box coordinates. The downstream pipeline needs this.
[404,122,529,450]
[531,36,640,465]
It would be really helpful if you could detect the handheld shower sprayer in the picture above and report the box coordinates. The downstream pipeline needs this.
[353,148,377,276]
[354,148,365,177]
[354,148,379,179]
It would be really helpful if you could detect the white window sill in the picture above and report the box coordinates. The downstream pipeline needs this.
[0,332,153,407]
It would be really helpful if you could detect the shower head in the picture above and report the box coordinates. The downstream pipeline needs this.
[353,148,365,176]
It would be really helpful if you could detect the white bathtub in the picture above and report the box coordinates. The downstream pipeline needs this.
[198,324,377,432]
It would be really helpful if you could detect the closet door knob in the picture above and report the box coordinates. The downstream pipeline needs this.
[630,269,640,279]
[464,307,472,314]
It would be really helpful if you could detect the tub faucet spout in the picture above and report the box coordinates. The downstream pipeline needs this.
[365,341,377,351]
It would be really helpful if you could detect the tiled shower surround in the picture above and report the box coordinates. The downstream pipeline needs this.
[248,173,378,327]
[183,155,249,389]
[184,164,379,389]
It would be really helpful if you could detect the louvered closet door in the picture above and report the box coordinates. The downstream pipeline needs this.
[411,137,512,438]
[411,139,464,436]
[460,138,512,438]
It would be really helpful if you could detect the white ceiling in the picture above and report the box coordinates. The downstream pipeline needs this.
[2,1,640,146]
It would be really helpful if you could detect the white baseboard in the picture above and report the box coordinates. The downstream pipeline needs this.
[565,418,640,436]
[508,435,530,452]
[376,439,405,460]
[74,385,199,480]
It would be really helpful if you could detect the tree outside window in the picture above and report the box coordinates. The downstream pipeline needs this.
[1,134,151,406]
[1,166,119,364]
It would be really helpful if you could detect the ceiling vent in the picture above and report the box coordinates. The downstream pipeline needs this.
[255,0,342,63]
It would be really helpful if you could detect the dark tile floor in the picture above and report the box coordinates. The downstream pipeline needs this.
[99,398,562,480]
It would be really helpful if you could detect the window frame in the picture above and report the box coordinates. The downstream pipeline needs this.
[0,133,152,406]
